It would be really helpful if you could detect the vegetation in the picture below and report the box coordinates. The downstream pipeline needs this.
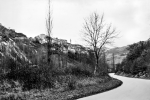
[0,1,121,99]
[0,78,122,100]
[0,22,122,99]
[46,0,53,67]
[82,12,118,75]
[115,39,150,78]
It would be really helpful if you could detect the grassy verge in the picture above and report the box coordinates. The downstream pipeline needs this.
[63,78,122,100]
[0,78,122,100]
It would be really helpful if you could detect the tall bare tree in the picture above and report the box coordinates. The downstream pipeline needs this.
[46,0,53,66]
[82,12,118,75]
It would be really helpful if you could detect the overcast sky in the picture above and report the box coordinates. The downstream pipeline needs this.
[0,0,150,47]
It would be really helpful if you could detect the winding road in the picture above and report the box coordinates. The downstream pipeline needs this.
[78,73,150,100]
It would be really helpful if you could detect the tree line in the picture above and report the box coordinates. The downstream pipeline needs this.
[115,39,150,77]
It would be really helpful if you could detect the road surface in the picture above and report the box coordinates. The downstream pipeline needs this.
[78,73,150,100]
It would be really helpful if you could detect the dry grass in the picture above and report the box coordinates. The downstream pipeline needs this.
[0,78,122,100]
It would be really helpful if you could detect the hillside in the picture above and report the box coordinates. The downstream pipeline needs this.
[115,39,150,78]
[0,23,93,87]
[107,46,128,55]
[0,25,31,73]
[0,23,99,77]
[0,24,81,71]
[0,23,123,100]
[106,46,128,65]
[0,23,129,73]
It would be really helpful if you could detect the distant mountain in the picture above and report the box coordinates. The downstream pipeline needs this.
[107,46,128,55]
[106,46,129,65]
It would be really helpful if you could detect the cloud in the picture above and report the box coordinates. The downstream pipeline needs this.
[0,0,150,47]
[52,0,150,46]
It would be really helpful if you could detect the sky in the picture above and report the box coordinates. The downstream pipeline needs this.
[0,0,150,47]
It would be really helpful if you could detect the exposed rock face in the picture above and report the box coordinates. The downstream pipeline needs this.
[0,24,31,71]
[0,38,31,66]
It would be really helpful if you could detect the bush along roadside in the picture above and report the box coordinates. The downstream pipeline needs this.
[0,58,122,100]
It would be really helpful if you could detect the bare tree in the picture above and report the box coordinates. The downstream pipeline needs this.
[46,0,53,66]
[82,12,118,75]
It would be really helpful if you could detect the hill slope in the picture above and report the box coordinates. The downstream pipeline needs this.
[115,39,150,77]
[106,46,128,65]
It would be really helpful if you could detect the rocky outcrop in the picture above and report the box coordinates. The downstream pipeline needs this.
[0,38,30,65]
[0,24,30,71]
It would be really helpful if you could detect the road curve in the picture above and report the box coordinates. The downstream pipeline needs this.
[78,73,150,100]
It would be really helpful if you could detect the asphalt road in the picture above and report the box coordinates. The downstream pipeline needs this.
[78,73,150,100]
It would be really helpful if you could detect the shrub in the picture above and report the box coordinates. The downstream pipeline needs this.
[76,78,98,89]
[54,75,76,90]
[0,80,22,93]
[71,67,92,77]
[6,65,53,91]
[68,80,76,90]
[0,93,27,100]
[120,40,150,76]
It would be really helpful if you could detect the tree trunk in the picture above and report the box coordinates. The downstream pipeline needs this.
[47,38,52,67]
[94,56,99,76]
[94,65,97,75]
